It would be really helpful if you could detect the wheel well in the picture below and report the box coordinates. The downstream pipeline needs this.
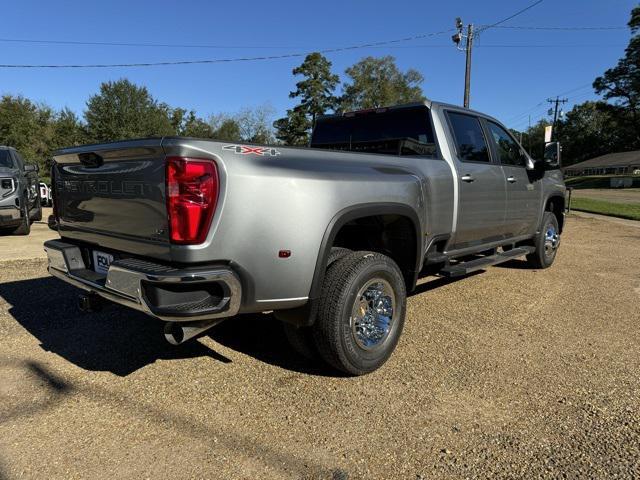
[546,196,565,232]
[331,214,419,291]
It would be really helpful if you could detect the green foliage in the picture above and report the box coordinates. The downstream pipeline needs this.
[592,5,640,147]
[555,102,628,166]
[290,52,340,123]
[514,119,550,160]
[171,108,214,138]
[211,117,242,142]
[52,108,87,149]
[341,56,425,111]
[85,78,175,143]
[0,95,54,172]
[274,53,339,145]
[273,108,311,146]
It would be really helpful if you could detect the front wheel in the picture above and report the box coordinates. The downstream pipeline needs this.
[312,251,406,375]
[526,212,560,269]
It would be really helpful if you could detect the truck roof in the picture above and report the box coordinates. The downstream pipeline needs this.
[317,100,502,126]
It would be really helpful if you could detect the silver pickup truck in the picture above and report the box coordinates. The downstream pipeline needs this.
[45,101,566,375]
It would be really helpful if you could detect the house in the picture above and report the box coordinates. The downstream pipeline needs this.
[563,151,640,177]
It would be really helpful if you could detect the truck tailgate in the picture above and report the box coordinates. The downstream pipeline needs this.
[53,139,170,252]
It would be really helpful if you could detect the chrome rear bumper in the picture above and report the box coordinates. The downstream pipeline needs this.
[44,239,242,322]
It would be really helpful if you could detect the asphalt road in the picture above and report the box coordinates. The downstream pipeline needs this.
[0,213,639,479]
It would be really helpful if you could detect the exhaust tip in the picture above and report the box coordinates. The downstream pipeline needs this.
[163,319,223,346]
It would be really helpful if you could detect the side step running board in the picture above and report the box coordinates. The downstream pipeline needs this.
[439,246,535,278]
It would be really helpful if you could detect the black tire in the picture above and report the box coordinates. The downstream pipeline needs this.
[526,212,560,269]
[32,205,43,222]
[12,200,31,236]
[282,247,352,360]
[312,251,406,375]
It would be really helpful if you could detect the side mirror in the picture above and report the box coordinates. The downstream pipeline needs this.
[543,142,561,169]
[24,164,39,173]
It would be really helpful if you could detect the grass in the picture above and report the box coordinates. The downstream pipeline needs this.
[565,175,640,189]
[571,197,640,221]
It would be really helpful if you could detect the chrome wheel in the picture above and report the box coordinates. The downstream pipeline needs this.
[350,278,396,350]
[544,224,560,256]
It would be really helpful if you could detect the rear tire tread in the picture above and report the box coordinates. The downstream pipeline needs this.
[313,251,406,375]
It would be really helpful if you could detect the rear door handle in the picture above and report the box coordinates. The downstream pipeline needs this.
[460,174,475,183]
[507,176,517,183]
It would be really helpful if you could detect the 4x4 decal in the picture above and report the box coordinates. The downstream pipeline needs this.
[222,145,281,156]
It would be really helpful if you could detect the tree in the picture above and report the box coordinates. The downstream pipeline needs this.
[235,105,275,144]
[341,56,425,111]
[84,79,175,142]
[290,53,340,123]
[52,108,87,150]
[0,95,54,171]
[274,52,340,145]
[555,101,624,165]
[273,108,311,146]
[210,115,242,142]
[516,119,550,160]
[593,5,640,146]
[171,108,214,138]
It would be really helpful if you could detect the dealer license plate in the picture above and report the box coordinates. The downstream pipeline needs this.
[92,250,114,275]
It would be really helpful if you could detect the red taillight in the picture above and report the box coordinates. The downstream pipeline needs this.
[166,157,219,245]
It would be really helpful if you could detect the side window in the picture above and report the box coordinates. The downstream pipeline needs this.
[12,151,25,170]
[447,112,490,163]
[487,122,525,167]
[0,150,14,169]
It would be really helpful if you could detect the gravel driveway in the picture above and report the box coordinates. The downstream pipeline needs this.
[0,213,638,479]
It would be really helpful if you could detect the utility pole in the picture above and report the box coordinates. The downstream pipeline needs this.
[547,96,568,141]
[452,19,474,108]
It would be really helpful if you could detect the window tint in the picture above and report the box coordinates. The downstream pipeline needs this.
[310,107,438,157]
[447,112,490,163]
[0,150,14,169]
[487,122,525,167]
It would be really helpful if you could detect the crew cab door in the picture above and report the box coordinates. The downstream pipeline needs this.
[445,111,506,249]
[484,121,541,238]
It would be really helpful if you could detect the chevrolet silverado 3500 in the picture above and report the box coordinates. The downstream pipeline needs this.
[45,101,566,375]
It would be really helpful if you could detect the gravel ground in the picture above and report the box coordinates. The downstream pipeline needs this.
[0,208,55,261]
[0,213,639,479]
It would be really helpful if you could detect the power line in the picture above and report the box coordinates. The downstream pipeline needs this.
[0,24,625,51]
[476,0,545,33]
[0,1,548,69]
[0,28,459,69]
[485,25,626,31]
[506,82,597,125]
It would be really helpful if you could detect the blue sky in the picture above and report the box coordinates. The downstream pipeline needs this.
[1,0,636,131]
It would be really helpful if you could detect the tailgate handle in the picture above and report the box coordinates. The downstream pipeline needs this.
[79,152,104,168]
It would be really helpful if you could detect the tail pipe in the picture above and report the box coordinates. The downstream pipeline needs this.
[163,319,223,345]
